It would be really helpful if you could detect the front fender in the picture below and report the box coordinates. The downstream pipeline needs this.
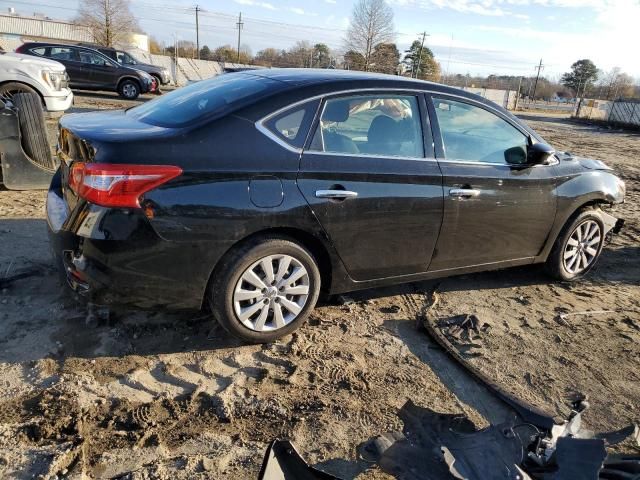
[536,170,624,261]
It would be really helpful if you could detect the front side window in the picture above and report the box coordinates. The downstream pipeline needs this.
[309,95,424,158]
[433,98,528,164]
[78,50,109,66]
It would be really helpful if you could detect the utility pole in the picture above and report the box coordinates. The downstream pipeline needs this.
[195,5,200,59]
[236,12,244,63]
[414,31,429,79]
[514,76,523,110]
[531,58,544,101]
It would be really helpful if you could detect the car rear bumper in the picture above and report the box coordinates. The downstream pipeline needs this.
[43,90,74,112]
[46,174,211,311]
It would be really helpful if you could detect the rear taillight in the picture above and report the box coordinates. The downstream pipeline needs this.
[68,163,182,208]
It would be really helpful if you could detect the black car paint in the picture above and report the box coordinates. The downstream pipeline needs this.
[16,42,152,95]
[47,70,625,311]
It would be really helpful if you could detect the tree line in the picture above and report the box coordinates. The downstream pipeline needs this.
[77,0,638,99]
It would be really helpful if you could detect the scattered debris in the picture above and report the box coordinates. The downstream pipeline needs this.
[258,439,340,480]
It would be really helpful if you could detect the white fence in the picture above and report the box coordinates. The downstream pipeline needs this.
[126,48,261,86]
[461,87,517,110]
[574,98,640,127]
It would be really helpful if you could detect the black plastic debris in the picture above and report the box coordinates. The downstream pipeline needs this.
[362,400,530,480]
[258,439,341,480]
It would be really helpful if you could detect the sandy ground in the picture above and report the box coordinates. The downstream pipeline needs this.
[0,95,638,479]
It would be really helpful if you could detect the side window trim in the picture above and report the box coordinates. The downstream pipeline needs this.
[303,90,430,161]
[428,94,532,165]
[258,98,321,152]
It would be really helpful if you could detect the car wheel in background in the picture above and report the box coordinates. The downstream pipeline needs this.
[209,236,321,343]
[11,92,55,170]
[545,208,605,281]
[118,79,140,100]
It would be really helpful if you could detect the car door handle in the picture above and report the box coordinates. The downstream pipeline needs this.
[315,189,358,200]
[449,188,481,198]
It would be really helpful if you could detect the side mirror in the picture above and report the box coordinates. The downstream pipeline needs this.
[504,146,527,165]
[527,142,555,165]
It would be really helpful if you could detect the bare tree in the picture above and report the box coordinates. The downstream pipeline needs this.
[76,0,140,47]
[345,0,395,71]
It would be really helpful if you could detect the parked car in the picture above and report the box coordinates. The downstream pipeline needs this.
[47,69,625,342]
[16,42,155,99]
[0,49,73,111]
[78,44,171,91]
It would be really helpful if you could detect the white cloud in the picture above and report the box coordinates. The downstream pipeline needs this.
[287,7,318,16]
[233,0,277,10]
[325,0,337,3]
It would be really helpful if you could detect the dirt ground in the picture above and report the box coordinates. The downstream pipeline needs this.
[0,94,638,479]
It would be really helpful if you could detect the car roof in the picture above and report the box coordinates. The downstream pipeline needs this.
[248,68,461,95]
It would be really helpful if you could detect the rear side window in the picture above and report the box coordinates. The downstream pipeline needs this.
[128,73,280,128]
[308,94,424,158]
[263,100,319,149]
[49,47,76,61]
[29,47,46,56]
[433,98,528,164]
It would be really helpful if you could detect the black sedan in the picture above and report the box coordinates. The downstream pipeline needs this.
[47,69,625,342]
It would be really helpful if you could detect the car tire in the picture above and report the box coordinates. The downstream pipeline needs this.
[0,82,39,102]
[210,236,321,343]
[118,79,140,100]
[151,75,163,95]
[545,208,606,281]
[11,92,55,170]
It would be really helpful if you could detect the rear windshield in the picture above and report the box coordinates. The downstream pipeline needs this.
[128,73,278,128]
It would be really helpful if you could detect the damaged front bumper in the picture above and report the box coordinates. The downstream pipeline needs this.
[601,209,624,240]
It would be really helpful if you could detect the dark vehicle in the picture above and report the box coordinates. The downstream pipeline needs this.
[79,43,171,89]
[47,70,625,342]
[16,42,155,100]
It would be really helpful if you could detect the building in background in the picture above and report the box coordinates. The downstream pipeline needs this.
[0,8,148,53]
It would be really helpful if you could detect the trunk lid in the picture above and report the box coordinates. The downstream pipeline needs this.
[58,110,175,209]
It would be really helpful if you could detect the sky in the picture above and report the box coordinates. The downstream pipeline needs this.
[6,0,640,79]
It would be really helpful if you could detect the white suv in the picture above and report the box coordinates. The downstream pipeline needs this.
[0,50,73,112]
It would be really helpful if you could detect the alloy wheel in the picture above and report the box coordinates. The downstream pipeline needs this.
[563,219,602,274]
[233,254,310,332]
[122,83,138,98]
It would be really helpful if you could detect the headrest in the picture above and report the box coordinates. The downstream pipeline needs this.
[323,100,350,122]
[368,115,397,143]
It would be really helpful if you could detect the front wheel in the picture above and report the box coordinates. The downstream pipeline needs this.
[209,237,321,343]
[118,79,140,100]
[545,209,605,281]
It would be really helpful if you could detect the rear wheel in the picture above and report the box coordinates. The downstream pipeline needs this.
[545,209,605,281]
[118,79,140,100]
[210,237,321,343]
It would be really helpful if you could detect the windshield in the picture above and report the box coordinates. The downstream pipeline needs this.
[127,73,278,128]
